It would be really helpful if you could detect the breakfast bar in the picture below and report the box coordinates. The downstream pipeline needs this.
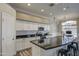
[30,36,75,56]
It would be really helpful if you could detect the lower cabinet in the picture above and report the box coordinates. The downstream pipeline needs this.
[16,37,39,51]
[32,44,64,56]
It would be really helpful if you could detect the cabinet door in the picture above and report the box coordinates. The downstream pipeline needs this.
[2,12,16,56]
[16,20,24,30]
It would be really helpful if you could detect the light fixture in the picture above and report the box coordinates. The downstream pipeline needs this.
[63,8,66,11]
[41,9,44,12]
[27,3,31,6]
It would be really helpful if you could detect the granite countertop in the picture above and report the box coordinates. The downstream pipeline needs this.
[16,30,49,39]
[30,36,78,50]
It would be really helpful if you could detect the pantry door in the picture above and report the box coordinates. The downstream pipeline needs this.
[2,12,16,56]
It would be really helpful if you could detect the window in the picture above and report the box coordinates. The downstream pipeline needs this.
[62,20,77,38]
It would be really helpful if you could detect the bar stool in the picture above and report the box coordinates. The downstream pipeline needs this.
[67,42,78,56]
[57,48,71,56]
[57,43,75,56]
[71,42,78,50]
[57,42,78,56]
[58,49,67,56]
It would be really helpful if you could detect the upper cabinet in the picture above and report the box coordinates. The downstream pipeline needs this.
[16,12,49,24]
[16,20,50,31]
[16,12,50,31]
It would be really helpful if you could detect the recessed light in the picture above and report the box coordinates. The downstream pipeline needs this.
[41,9,44,12]
[27,3,31,6]
[63,8,66,11]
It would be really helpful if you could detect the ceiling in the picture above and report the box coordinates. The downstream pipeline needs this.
[9,3,79,21]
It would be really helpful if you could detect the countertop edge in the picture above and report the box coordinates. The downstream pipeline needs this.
[30,40,71,50]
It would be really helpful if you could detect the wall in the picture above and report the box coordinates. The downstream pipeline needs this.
[57,21,62,36]
[0,12,2,56]
[49,17,59,37]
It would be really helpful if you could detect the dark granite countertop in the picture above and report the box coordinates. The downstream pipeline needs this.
[16,30,49,39]
[30,36,78,50]
[16,34,48,39]
[16,34,36,39]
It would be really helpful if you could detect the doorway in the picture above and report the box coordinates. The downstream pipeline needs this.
[61,20,77,44]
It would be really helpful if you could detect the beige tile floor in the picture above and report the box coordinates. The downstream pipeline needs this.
[16,48,32,56]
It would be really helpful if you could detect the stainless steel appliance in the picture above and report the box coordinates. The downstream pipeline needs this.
[36,27,48,43]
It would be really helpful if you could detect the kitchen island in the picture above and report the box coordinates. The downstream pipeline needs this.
[30,36,78,56]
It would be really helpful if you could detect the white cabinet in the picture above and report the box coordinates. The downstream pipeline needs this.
[16,20,24,30]
[16,39,23,51]
[16,37,40,51]
[2,12,16,56]
[32,44,63,56]
[31,23,38,30]
[16,20,50,31]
